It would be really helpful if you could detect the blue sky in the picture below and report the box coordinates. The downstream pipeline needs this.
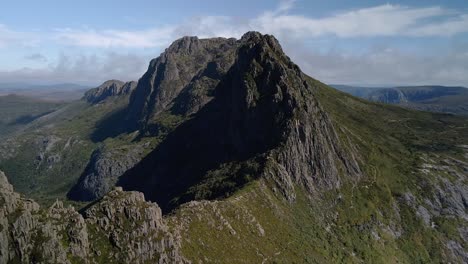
[1,0,468,86]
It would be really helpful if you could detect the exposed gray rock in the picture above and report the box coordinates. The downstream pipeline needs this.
[127,35,238,129]
[84,188,187,263]
[415,205,431,226]
[68,144,146,201]
[368,88,408,104]
[0,170,188,263]
[84,80,137,104]
[446,240,468,263]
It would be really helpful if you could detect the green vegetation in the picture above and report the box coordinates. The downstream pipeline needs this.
[169,79,468,263]
[0,94,64,137]
[0,97,136,206]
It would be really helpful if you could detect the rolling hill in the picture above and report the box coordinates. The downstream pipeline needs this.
[332,85,468,115]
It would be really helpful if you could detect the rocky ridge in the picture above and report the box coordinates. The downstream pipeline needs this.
[116,32,361,212]
[0,170,186,263]
[68,144,146,201]
[84,80,137,104]
[127,36,238,130]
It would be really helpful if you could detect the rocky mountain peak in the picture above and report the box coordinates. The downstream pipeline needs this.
[117,32,361,212]
[166,35,201,54]
[84,80,137,104]
[240,31,283,52]
[127,35,238,130]
[126,32,292,132]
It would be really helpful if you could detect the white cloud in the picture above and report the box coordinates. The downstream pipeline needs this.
[55,27,176,48]
[408,14,468,36]
[285,43,468,86]
[0,52,148,84]
[24,53,47,62]
[252,4,468,38]
[0,24,39,48]
[2,2,468,86]
[51,3,468,49]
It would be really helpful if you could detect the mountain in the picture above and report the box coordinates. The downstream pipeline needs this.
[83,80,137,104]
[1,32,468,263]
[332,85,468,115]
[118,32,360,212]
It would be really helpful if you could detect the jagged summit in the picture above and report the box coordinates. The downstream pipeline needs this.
[117,31,361,211]
[84,79,137,103]
[126,32,288,131]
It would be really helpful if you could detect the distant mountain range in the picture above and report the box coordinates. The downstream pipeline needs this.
[0,82,90,101]
[331,84,468,115]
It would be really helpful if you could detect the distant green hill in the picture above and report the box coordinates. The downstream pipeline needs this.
[0,94,64,138]
[0,82,89,101]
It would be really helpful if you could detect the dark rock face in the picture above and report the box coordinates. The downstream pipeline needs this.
[68,145,145,201]
[84,80,137,103]
[119,32,361,211]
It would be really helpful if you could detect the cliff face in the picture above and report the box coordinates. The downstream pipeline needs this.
[118,32,361,211]
[84,80,137,104]
[127,36,238,131]
[0,170,186,263]
[67,145,145,201]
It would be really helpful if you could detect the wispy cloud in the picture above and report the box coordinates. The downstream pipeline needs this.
[1,1,468,86]
[0,52,148,84]
[55,27,176,48]
[285,43,468,86]
[0,24,39,48]
[253,4,468,39]
[2,3,465,50]
[51,3,468,49]
[24,53,47,62]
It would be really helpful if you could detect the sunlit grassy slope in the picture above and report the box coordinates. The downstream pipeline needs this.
[168,78,468,263]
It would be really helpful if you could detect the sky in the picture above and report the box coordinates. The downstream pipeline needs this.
[1,0,468,86]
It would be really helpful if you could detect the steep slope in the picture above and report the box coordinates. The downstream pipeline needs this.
[127,36,238,131]
[0,170,186,263]
[84,80,137,104]
[118,32,360,211]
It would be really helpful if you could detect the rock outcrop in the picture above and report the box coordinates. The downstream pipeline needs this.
[0,170,186,263]
[84,80,137,104]
[68,145,146,201]
[127,36,238,131]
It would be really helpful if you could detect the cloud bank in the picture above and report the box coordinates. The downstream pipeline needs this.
[1,1,468,86]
